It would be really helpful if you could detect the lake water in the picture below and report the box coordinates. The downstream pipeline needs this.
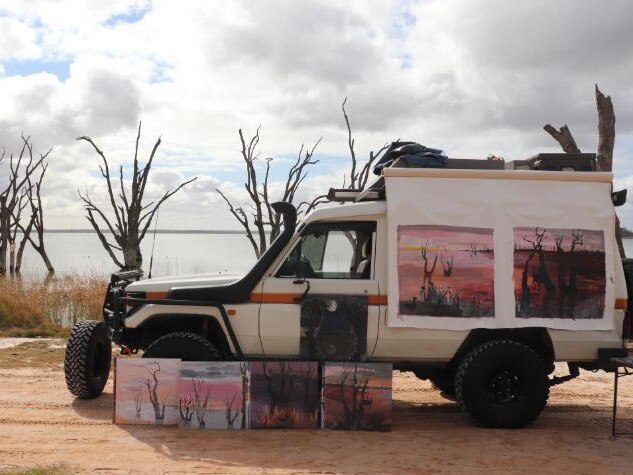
[14,233,633,279]
[18,232,258,278]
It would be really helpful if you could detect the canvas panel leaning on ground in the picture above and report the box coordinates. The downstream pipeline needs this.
[397,225,495,319]
[114,358,180,425]
[513,227,606,319]
[249,361,319,429]
[322,362,392,432]
[177,361,249,430]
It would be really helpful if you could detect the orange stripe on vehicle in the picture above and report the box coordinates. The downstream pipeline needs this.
[146,291,168,300]
[251,292,388,305]
[368,295,388,305]
[615,298,627,310]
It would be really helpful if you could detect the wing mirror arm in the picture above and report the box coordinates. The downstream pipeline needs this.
[293,278,310,303]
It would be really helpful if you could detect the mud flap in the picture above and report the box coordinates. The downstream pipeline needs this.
[300,294,368,361]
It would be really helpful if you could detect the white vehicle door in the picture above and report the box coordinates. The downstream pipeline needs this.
[258,221,380,360]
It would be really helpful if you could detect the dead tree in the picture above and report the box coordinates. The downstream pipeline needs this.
[0,136,50,276]
[544,85,624,257]
[17,158,54,274]
[178,394,194,427]
[297,363,318,421]
[261,361,295,421]
[338,363,372,430]
[220,99,389,258]
[77,122,197,269]
[441,250,454,277]
[191,378,209,429]
[239,362,249,429]
[420,244,438,298]
[303,98,390,213]
[133,385,144,421]
[144,362,166,423]
[217,127,321,258]
[225,392,240,429]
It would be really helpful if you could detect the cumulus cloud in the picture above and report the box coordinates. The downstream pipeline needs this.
[1,0,633,230]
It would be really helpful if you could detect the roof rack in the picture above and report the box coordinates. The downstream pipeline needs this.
[327,151,599,205]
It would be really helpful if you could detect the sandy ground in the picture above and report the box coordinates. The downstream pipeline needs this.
[0,339,632,474]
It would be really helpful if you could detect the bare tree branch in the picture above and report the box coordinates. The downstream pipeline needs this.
[77,122,197,269]
[543,124,581,153]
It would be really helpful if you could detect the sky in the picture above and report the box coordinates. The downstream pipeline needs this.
[1,0,633,230]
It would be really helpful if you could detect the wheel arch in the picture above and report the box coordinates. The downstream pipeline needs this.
[450,327,555,373]
[122,313,232,357]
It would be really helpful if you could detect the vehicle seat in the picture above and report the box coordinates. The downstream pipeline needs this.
[355,239,372,278]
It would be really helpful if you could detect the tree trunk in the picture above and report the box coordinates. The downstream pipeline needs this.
[123,241,143,269]
[595,84,615,172]
[9,241,15,275]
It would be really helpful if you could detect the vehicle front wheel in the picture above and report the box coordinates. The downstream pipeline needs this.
[64,320,112,399]
[455,340,549,428]
[142,332,222,361]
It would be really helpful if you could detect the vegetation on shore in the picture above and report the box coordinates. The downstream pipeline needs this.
[0,274,105,337]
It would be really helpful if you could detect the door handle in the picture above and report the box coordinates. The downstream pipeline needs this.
[292,279,310,303]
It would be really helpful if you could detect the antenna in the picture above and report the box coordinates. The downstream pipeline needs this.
[148,210,159,278]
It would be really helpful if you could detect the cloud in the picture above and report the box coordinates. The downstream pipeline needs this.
[1,0,633,231]
[0,16,41,60]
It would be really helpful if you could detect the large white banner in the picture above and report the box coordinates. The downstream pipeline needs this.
[384,169,617,331]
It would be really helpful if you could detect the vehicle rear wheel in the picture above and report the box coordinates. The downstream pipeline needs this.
[455,340,549,428]
[64,320,112,399]
[143,332,222,361]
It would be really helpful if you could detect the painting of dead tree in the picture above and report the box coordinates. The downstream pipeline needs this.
[322,363,392,432]
[397,225,495,318]
[177,362,249,430]
[114,358,180,425]
[249,362,319,429]
[514,227,606,319]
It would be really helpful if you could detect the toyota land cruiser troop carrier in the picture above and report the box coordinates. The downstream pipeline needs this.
[64,154,632,428]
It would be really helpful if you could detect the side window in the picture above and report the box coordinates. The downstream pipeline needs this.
[277,224,373,279]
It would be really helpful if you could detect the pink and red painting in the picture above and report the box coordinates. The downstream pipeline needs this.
[177,362,249,430]
[514,227,606,319]
[397,225,495,318]
[322,362,392,431]
[114,358,180,425]
[249,361,319,429]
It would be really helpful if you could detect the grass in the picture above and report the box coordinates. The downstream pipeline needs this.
[3,464,72,475]
[0,340,66,369]
[0,273,107,337]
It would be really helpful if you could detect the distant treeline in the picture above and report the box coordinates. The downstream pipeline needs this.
[621,227,633,238]
[38,229,249,235]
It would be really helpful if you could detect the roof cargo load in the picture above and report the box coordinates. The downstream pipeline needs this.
[506,153,596,171]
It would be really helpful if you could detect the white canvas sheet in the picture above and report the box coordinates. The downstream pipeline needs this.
[385,172,616,331]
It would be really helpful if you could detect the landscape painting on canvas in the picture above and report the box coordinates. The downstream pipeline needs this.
[514,227,606,319]
[114,358,180,425]
[322,362,392,432]
[397,225,495,318]
[249,362,319,429]
[177,361,249,429]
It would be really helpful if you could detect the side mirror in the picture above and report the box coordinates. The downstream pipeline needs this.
[613,189,627,207]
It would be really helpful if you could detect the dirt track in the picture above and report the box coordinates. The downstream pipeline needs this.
[0,340,632,474]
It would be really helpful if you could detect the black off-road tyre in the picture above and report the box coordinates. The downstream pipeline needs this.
[143,332,222,361]
[455,340,549,428]
[64,320,112,399]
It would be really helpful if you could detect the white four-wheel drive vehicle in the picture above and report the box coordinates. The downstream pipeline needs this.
[64,157,632,428]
